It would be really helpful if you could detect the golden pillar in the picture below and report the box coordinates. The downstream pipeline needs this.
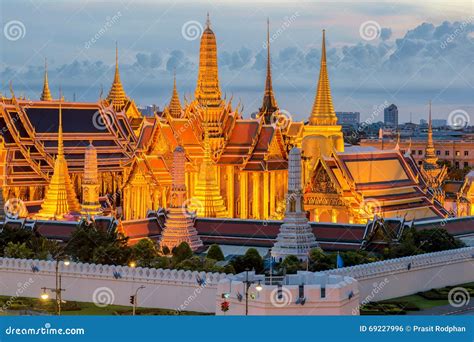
[252,172,260,219]
[240,172,248,219]
[226,165,234,217]
[263,171,269,219]
[269,172,276,217]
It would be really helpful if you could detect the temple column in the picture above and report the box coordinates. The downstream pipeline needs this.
[314,209,319,222]
[161,187,167,209]
[252,172,260,219]
[331,209,337,223]
[226,166,234,217]
[263,171,269,219]
[269,172,276,217]
[240,172,248,218]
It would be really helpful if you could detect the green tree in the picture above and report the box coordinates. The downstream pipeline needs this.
[308,248,335,271]
[131,238,160,267]
[65,221,130,265]
[171,242,193,263]
[231,248,264,274]
[0,227,35,256]
[161,245,170,255]
[206,244,224,261]
[280,255,302,274]
[4,242,33,259]
[415,228,464,253]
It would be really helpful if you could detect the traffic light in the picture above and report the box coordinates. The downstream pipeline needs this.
[130,295,135,305]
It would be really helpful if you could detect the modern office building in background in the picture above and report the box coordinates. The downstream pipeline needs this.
[336,112,360,127]
[384,104,398,127]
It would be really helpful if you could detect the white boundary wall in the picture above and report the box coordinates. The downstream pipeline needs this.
[0,258,227,313]
[321,247,474,303]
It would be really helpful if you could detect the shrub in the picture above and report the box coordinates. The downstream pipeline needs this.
[206,244,224,261]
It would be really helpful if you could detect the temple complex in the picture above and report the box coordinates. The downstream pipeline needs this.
[0,14,471,231]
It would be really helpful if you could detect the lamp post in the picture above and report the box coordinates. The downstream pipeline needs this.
[40,255,69,315]
[131,285,145,316]
[242,269,262,316]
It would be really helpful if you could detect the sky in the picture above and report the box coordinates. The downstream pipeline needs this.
[1,0,473,124]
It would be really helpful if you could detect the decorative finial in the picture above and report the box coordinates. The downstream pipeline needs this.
[321,29,326,63]
[206,12,210,28]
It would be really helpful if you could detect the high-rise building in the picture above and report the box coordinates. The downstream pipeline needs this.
[335,112,360,126]
[384,104,398,127]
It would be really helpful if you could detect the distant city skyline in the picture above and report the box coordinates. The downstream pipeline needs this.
[1,0,473,123]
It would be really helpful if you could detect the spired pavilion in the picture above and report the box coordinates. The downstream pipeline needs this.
[0,15,459,226]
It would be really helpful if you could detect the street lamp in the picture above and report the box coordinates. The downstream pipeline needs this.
[242,269,263,316]
[131,285,146,316]
[40,254,69,315]
[129,261,137,268]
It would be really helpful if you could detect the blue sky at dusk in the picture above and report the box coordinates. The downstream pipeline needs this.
[1,0,473,123]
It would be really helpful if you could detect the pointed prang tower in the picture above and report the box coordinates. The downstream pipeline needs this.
[160,146,203,251]
[300,30,344,169]
[81,141,101,216]
[168,73,183,118]
[107,43,129,111]
[272,147,319,262]
[191,129,227,218]
[40,58,53,101]
[257,18,279,124]
[36,99,81,220]
[195,13,221,108]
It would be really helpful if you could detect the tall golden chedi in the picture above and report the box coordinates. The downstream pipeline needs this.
[107,44,129,111]
[300,30,344,181]
[35,100,81,220]
[160,146,203,251]
[40,58,53,101]
[81,141,102,216]
[191,129,227,217]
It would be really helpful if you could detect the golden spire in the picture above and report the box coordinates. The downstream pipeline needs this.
[309,30,337,126]
[107,42,128,111]
[36,96,81,219]
[424,101,438,167]
[190,128,227,218]
[40,58,53,101]
[258,18,278,124]
[195,13,221,107]
[168,72,183,118]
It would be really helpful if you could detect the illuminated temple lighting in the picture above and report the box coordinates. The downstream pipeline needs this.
[191,129,227,218]
[0,20,466,226]
[160,146,203,251]
[35,99,81,220]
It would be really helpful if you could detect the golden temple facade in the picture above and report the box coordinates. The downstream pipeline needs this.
[0,15,465,224]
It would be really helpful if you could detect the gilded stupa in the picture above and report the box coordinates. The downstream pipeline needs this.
[190,129,227,218]
[107,43,129,111]
[160,146,203,251]
[81,141,102,216]
[168,73,183,118]
[40,59,52,101]
[35,99,81,220]
[300,30,344,181]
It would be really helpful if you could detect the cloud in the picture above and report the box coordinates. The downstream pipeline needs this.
[134,52,162,69]
[165,50,195,72]
[380,27,392,41]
